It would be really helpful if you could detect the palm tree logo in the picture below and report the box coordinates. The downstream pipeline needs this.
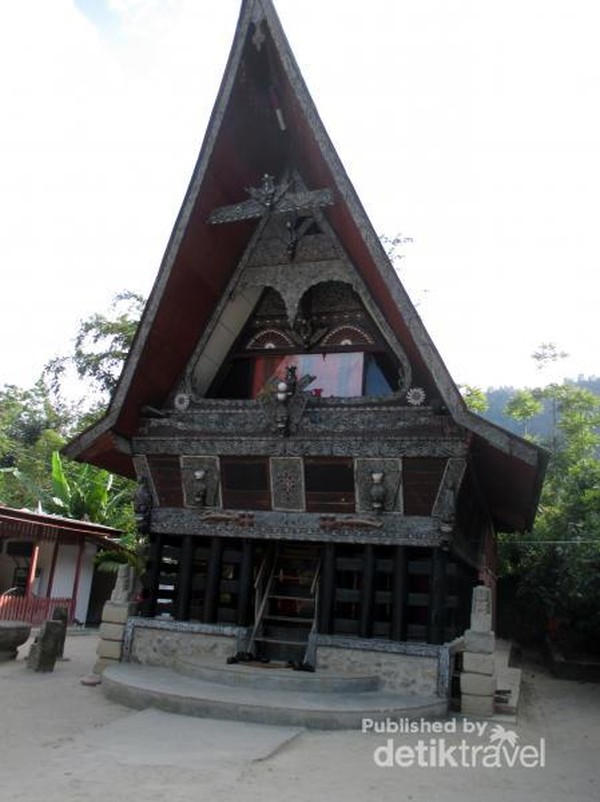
[489,724,519,750]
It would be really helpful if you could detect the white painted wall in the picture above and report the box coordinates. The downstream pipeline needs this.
[48,541,98,621]
[49,543,78,598]
[35,541,56,596]
[74,543,97,622]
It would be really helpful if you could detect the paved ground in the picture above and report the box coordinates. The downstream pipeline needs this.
[1,633,599,801]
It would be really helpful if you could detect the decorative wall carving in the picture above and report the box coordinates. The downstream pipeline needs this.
[151,507,442,547]
[270,457,305,511]
[248,232,339,267]
[181,456,221,508]
[245,328,296,349]
[238,263,356,327]
[199,511,254,528]
[432,457,467,522]
[132,454,158,505]
[259,368,314,436]
[135,431,467,461]
[208,174,333,225]
[133,476,153,534]
[355,459,402,513]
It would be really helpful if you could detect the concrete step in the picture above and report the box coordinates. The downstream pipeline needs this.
[254,635,309,646]
[174,657,381,692]
[102,662,448,729]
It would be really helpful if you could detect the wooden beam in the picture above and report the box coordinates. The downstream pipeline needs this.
[176,535,194,621]
[142,533,163,617]
[71,539,86,623]
[318,544,335,634]
[46,541,60,598]
[428,547,447,644]
[25,544,40,599]
[359,545,375,638]
[391,545,408,641]
[237,540,254,626]
[203,537,224,623]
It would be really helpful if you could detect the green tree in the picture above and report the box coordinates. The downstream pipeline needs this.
[503,389,543,437]
[5,450,135,533]
[459,385,489,414]
[44,290,144,411]
[0,382,68,508]
[500,369,600,652]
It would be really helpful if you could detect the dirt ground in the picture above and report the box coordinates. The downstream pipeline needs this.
[1,632,599,802]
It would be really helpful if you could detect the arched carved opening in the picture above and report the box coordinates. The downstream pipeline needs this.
[208,282,407,400]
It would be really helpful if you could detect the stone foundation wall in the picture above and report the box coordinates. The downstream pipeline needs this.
[127,620,242,667]
[315,637,440,696]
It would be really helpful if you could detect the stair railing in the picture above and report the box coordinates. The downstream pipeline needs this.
[304,556,321,666]
[247,544,279,656]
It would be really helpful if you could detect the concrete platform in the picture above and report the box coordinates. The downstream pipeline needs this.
[102,661,447,729]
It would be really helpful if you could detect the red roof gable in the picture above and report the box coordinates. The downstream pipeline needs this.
[65,0,547,532]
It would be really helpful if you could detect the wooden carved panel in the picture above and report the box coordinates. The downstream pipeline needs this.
[181,456,221,508]
[270,457,305,512]
[355,458,402,513]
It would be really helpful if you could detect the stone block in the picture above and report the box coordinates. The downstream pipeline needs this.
[461,693,495,718]
[96,638,123,660]
[462,651,495,675]
[93,656,119,674]
[101,602,137,625]
[464,629,495,654]
[99,622,125,641]
[460,671,496,696]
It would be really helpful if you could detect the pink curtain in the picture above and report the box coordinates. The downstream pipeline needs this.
[251,353,364,398]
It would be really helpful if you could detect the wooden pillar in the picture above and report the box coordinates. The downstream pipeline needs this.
[203,537,223,624]
[318,544,335,634]
[143,532,163,617]
[391,545,408,641]
[428,547,447,644]
[237,540,253,626]
[359,545,375,638]
[46,540,60,598]
[25,543,40,599]
[70,539,86,623]
[176,535,194,621]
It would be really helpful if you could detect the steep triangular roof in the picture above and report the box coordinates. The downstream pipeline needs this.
[65,0,547,531]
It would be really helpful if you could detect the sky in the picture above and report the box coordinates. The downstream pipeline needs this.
[1,0,599,398]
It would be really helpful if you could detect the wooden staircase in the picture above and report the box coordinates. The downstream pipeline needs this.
[248,544,320,665]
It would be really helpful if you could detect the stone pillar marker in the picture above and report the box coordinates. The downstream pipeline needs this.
[460,585,496,717]
[51,605,69,659]
[27,620,64,672]
[93,565,137,675]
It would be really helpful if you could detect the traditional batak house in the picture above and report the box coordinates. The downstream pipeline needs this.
[66,0,546,721]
